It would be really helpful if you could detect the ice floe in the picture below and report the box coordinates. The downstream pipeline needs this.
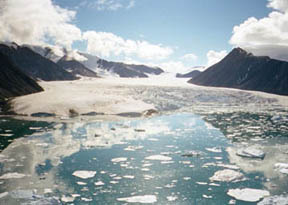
[181,151,201,157]
[123,175,135,179]
[227,188,270,202]
[209,169,244,182]
[274,163,288,174]
[72,170,96,179]
[205,147,222,153]
[258,195,288,205]
[0,192,8,198]
[145,155,172,161]
[117,195,157,203]
[236,147,265,159]
[61,195,75,203]
[167,196,178,201]
[0,172,26,179]
[95,181,105,186]
[111,157,128,163]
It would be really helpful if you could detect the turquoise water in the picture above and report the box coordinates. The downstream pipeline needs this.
[0,113,287,204]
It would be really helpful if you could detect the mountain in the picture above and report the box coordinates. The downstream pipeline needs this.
[176,70,201,78]
[0,43,78,81]
[0,52,43,105]
[57,55,98,78]
[27,45,164,78]
[80,53,164,78]
[189,48,288,95]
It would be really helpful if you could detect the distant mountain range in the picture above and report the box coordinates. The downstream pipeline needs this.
[0,52,43,106]
[176,69,202,78]
[28,45,164,78]
[57,55,98,78]
[189,48,288,95]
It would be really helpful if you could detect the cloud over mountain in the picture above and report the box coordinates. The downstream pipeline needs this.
[0,0,82,48]
[230,0,288,61]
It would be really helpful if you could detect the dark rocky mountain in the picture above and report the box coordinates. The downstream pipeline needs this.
[0,43,78,81]
[28,45,164,78]
[83,56,164,78]
[189,47,288,95]
[96,59,148,78]
[0,52,43,105]
[176,70,201,78]
[57,55,98,78]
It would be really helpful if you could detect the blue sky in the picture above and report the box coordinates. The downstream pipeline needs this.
[1,0,287,73]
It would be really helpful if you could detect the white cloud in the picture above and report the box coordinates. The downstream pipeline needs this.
[83,31,173,60]
[206,50,228,67]
[0,0,82,48]
[230,0,288,61]
[267,0,288,12]
[181,53,198,61]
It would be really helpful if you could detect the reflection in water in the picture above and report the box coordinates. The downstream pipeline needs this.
[0,113,287,204]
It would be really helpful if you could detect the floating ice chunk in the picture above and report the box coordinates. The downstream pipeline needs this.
[72,170,96,179]
[167,196,178,201]
[205,147,222,153]
[61,195,75,203]
[81,197,92,201]
[203,194,212,199]
[44,189,53,194]
[110,181,119,184]
[0,172,26,179]
[117,195,157,203]
[227,188,270,202]
[0,192,8,198]
[124,146,144,151]
[77,181,87,185]
[236,147,265,159]
[161,161,174,164]
[95,181,105,186]
[196,182,207,185]
[0,134,13,137]
[258,195,288,205]
[144,175,154,180]
[274,163,288,174]
[181,151,201,157]
[111,157,128,163]
[123,175,135,179]
[148,138,159,141]
[209,169,244,182]
[145,155,172,161]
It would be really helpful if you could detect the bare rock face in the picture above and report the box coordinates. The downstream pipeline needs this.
[189,47,288,96]
[0,43,77,81]
[0,52,43,105]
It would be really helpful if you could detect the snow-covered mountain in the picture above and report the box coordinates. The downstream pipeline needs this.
[28,45,164,78]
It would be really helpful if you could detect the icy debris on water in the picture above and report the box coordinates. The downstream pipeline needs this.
[167,196,178,201]
[274,163,288,174]
[111,157,128,163]
[181,151,201,157]
[61,195,75,203]
[0,192,8,198]
[95,181,105,186]
[209,169,245,182]
[145,155,172,161]
[227,188,270,202]
[236,147,265,159]
[0,172,26,179]
[205,147,222,153]
[258,195,288,205]
[117,195,157,203]
[72,170,96,179]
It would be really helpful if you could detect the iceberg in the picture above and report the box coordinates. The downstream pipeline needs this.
[117,195,157,203]
[227,188,270,202]
[209,169,244,182]
[72,170,96,179]
[236,147,265,159]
